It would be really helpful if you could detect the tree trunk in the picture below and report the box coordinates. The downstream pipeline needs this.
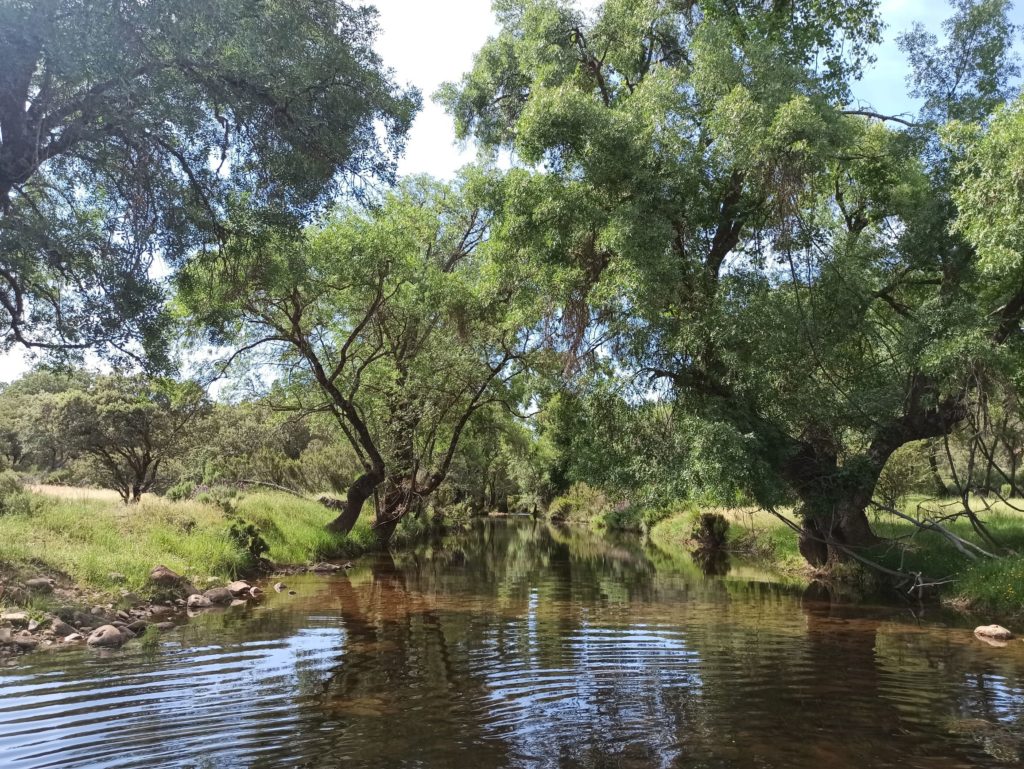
[326,467,384,534]
[927,441,949,497]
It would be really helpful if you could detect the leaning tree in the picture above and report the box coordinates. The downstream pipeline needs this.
[181,174,544,543]
[0,0,417,365]
[441,0,1024,564]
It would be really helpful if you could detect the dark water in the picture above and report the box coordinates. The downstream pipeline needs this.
[1,519,1023,769]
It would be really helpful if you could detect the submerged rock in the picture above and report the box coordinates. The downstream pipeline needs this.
[87,625,126,649]
[273,582,287,592]
[203,587,233,605]
[187,594,213,609]
[974,625,1013,641]
[249,586,264,598]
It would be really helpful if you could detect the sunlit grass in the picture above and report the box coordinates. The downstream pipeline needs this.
[649,496,1024,619]
[0,488,378,601]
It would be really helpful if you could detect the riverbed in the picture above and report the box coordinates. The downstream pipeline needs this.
[0,519,1021,768]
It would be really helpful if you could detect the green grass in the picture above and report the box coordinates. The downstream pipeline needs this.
[0,489,380,603]
[649,496,1024,620]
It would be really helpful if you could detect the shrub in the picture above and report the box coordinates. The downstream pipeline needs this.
[691,512,729,549]
[227,518,270,568]
[165,479,196,502]
[546,483,613,524]
[0,470,34,516]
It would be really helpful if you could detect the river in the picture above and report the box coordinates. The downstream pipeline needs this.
[0,519,1022,768]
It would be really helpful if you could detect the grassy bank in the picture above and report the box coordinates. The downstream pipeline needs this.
[648,497,1024,621]
[0,486,393,605]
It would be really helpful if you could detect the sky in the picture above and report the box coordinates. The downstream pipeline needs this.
[1,0,1020,383]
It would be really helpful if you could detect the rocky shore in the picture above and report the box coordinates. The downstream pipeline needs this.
[0,561,354,659]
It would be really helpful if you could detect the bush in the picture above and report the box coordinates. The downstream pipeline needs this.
[1000,483,1014,499]
[691,512,729,549]
[227,518,270,568]
[165,479,196,502]
[546,483,613,524]
[0,470,33,516]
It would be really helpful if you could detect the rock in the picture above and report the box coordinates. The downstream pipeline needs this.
[27,619,40,632]
[311,562,341,573]
[249,586,264,598]
[186,594,212,609]
[229,599,248,607]
[343,562,353,570]
[126,620,148,633]
[1,611,29,627]
[91,605,107,617]
[13,635,38,650]
[86,625,126,649]
[118,591,140,606]
[63,633,84,643]
[25,578,54,592]
[116,610,131,622]
[273,582,287,592]
[155,622,176,631]
[288,590,297,596]
[149,605,174,618]
[227,580,251,597]
[975,624,1014,641]
[108,572,127,583]
[50,618,76,637]
[0,627,10,644]
[203,587,233,605]
[181,582,201,597]
[149,565,182,586]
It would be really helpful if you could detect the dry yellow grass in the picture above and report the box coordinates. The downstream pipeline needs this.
[28,484,153,503]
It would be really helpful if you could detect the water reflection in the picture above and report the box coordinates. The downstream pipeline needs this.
[0,519,1022,768]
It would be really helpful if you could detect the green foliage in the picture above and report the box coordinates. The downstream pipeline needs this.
[60,375,210,503]
[227,518,270,567]
[165,480,196,503]
[0,0,417,362]
[0,469,32,516]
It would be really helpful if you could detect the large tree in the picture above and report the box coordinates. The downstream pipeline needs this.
[60,374,210,502]
[0,0,418,364]
[181,175,543,542]
[442,0,1024,564]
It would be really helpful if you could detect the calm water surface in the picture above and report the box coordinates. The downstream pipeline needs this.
[1,519,1022,768]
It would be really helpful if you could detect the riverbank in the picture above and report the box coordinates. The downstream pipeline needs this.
[0,485,411,654]
[648,498,1024,621]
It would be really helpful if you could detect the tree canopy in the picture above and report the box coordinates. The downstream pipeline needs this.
[0,0,418,365]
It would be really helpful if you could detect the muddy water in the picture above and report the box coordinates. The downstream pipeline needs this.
[1,519,1022,768]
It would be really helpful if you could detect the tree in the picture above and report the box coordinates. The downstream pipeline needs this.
[60,375,209,502]
[181,175,542,542]
[0,0,418,364]
[442,0,1024,565]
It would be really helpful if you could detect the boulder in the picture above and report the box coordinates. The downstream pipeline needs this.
[149,565,182,586]
[27,619,40,632]
[155,622,176,631]
[126,620,148,633]
[25,578,54,593]
[187,594,213,609]
[975,624,1014,641]
[1,611,29,627]
[249,586,264,598]
[87,625,126,649]
[203,587,233,605]
[50,618,76,637]
[227,580,251,597]
[13,634,38,650]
